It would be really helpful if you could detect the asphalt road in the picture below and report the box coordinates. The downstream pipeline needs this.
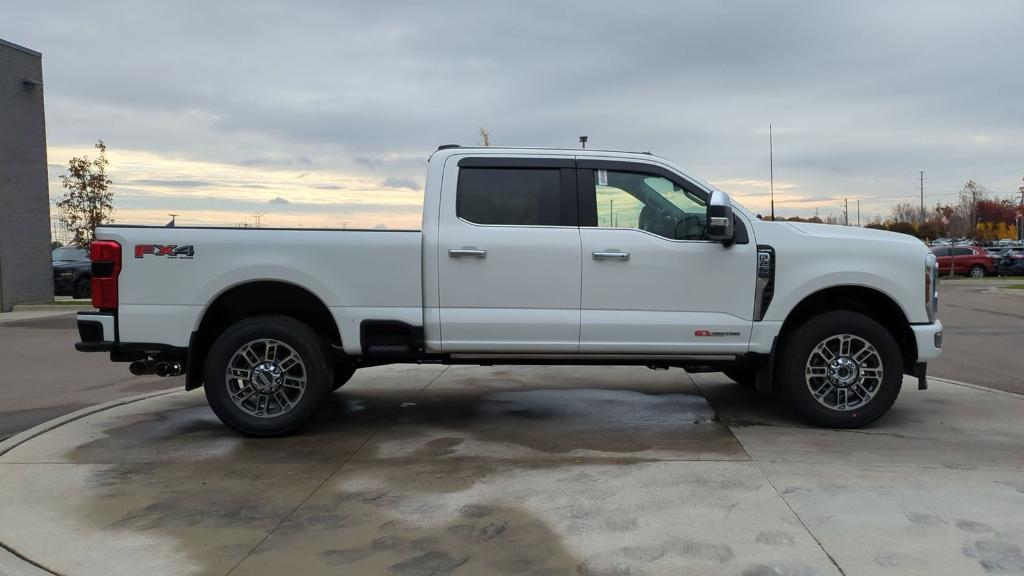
[928,279,1024,395]
[0,313,177,439]
[0,282,1019,438]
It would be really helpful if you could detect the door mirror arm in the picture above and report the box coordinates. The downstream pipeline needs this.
[706,190,736,246]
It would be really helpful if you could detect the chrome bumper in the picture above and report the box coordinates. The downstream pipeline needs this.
[911,320,943,362]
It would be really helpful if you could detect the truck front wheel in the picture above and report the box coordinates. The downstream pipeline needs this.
[778,311,903,428]
[204,315,332,436]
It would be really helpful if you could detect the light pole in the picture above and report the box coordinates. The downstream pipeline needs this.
[769,124,775,221]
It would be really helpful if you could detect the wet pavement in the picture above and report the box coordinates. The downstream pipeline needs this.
[1,365,1023,576]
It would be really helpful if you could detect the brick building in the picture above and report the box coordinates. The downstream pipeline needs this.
[0,38,52,311]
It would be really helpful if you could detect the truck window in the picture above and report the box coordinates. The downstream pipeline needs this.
[457,168,564,226]
[589,170,708,241]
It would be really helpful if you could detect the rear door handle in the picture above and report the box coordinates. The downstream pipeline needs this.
[592,251,630,261]
[449,248,487,258]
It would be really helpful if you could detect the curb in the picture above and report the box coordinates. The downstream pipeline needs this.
[0,388,181,458]
[0,311,83,325]
[11,304,93,313]
[982,287,1024,296]
[927,376,1024,400]
[0,388,182,575]
[0,544,56,576]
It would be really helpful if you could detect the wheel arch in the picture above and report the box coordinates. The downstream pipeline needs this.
[777,284,917,374]
[186,280,342,390]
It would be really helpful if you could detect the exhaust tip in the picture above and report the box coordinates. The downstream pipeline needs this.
[153,362,183,378]
[129,361,150,376]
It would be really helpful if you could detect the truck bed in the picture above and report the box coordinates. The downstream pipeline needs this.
[95,225,423,353]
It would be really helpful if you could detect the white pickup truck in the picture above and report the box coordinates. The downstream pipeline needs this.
[76,146,943,436]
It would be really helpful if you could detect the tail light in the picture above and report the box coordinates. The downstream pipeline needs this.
[90,240,121,310]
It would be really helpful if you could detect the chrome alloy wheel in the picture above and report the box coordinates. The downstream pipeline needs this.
[225,339,307,418]
[804,334,883,412]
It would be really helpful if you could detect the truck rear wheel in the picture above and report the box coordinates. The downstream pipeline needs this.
[73,277,91,299]
[778,311,902,428]
[204,315,332,436]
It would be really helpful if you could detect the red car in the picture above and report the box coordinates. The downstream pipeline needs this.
[931,245,994,278]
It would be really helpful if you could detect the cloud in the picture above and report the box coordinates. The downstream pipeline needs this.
[381,177,420,190]
[130,179,210,188]
[268,196,290,204]
[237,156,313,168]
[12,0,1024,221]
[354,156,382,169]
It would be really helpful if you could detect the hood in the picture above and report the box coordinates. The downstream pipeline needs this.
[782,222,926,246]
[52,260,89,270]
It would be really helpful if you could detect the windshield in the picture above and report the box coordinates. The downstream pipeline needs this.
[52,247,88,262]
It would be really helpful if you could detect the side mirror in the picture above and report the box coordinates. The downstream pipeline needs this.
[706,189,735,244]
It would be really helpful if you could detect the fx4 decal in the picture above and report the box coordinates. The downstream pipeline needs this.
[135,244,195,260]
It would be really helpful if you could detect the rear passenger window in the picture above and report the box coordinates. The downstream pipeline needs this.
[457,168,563,226]
[952,248,973,256]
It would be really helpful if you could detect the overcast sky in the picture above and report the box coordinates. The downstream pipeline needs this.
[5,0,1023,228]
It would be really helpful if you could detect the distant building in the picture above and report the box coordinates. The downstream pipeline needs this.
[0,38,52,311]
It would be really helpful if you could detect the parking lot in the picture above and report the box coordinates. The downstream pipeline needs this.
[0,312,171,440]
[0,281,1022,575]
[929,279,1024,394]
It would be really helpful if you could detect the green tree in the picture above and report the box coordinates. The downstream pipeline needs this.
[57,140,114,248]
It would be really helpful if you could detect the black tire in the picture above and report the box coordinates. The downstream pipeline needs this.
[723,366,755,387]
[778,311,903,428]
[969,265,986,279]
[73,277,91,299]
[203,315,332,436]
[332,363,356,391]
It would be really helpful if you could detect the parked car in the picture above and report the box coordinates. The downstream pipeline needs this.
[931,245,993,278]
[74,145,943,435]
[985,246,1008,266]
[995,249,1024,276]
[52,246,91,298]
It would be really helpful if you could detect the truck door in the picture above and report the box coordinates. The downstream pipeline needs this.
[436,156,581,352]
[576,160,757,354]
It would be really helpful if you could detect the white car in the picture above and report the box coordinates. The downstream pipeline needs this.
[76,146,943,435]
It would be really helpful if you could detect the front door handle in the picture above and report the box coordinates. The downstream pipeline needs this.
[593,251,630,261]
[449,248,487,258]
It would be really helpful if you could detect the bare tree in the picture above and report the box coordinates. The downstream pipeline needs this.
[957,180,985,237]
[889,202,919,225]
[57,140,113,247]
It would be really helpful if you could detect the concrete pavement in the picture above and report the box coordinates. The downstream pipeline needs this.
[1,365,1022,576]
